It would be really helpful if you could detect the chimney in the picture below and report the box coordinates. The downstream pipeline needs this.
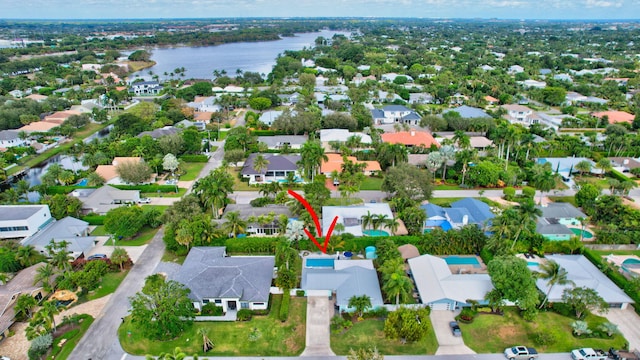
[410,130,415,136]
[462,215,469,225]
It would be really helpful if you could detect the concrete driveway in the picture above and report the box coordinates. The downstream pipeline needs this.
[600,307,640,351]
[301,291,335,356]
[430,310,476,355]
[85,236,148,263]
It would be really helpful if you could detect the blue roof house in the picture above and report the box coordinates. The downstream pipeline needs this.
[422,198,495,232]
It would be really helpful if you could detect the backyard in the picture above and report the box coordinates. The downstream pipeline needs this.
[460,308,626,353]
[119,295,306,356]
[330,318,438,355]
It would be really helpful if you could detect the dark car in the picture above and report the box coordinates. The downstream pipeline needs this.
[87,254,107,261]
[449,321,462,337]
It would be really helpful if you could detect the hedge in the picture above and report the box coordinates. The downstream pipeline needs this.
[112,185,180,193]
[608,169,631,182]
[179,154,209,163]
[249,130,287,136]
[582,248,640,315]
[45,185,97,195]
[82,215,106,225]
[279,294,290,322]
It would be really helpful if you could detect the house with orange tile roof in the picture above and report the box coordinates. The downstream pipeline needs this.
[25,94,48,102]
[94,157,151,185]
[43,110,82,124]
[592,110,635,125]
[380,130,440,148]
[18,121,60,134]
[484,95,499,105]
[320,153,381,176]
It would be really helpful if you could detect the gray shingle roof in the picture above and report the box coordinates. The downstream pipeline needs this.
[173,247,275,302]
[0,205,47,221]
[241,154,300,175]
[0,130,20,141]
[257,135,307,148]
[537,203,586,219]
[21,217,94,256]
[138,126,181,139]
[442,105,491,119]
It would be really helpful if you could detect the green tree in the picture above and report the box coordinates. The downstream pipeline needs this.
[575,160,592,177]
[383,307,431,342]
[562,287,608,319]
[575,183,600,208]
[377,143,408,170]
[46,240,72,272]
[487,255,540,315]
[348,295,372,318]
[86,172,105,187]
[223,211,247,238]
[129,276,195,340]
[14,293,38,320]
[381,163,433,202]
[252,154,270,176]
[192,168,233,219]
[347,347,384,360]
[104,206,146,239]
[248,97,272,112]
[163,153,179,176]
[111,247,131,271]
[536,260,573,308]
[40,194,82,219]
[223,148,245,167]
[116,161,153,184]
[382,272,413,305]
[33,263,55,292]
[299,140,328,181]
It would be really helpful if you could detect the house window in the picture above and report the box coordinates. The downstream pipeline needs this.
[254,302,264,306]
[214,299,222,304]
[275,171,285,177]
[266,171,274,176]
[0,226,28,232]
[202,299,209,304]
[241,302,249,309]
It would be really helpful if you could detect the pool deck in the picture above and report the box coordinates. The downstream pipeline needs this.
[605,254,640,276]
[441,255,488,274]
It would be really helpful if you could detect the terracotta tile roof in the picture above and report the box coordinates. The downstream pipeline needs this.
[95,165,118,181]
[320,153,381,174]
[44,110,81,123]
[113,157,142,166]
[380,130,440,148]
[484,95,499,102]
[194,112,213,122]
[592,111,635,124]
[19,121,60,133]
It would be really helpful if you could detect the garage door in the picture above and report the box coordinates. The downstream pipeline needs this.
[430,302,450,311]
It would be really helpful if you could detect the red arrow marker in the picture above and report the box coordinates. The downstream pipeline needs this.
[288,189,339,254]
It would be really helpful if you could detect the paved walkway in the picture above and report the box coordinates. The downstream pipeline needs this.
[599,307,640,351]
[300,292,335,356]
[429,310,476,355]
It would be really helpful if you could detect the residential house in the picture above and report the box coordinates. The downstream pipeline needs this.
[553,73,573,83]
[449,93,468,106]
[172,247,274,312]
[437,135,493,150]
[8,89,23,98]
[95,157,149,185]
[319,129,372,150]
[484,96,499,106]
[259,110,286,127]
[43,110,82,125]
[138,126,181,139]
[380,130,440,148]
[222,204,291,236]
[381,73,413,83]
[508,65,525,74]
[421,198,495,232]
[25,94,48,102]
[479,65,495,71]
[592,111,634,125]
[0,205,53,240]
[20,217,95,259]
[70,185,141,215]
[609,157,640,174]
[373,105,421,125]
[187,96,221,113]
[257,135,307,150]
[241,153,301,185]
[536,157,603,179]
[502,104,540,126]
[18,121,59,134]
[409,93,434,105]
[441,105,491,119]
[301,258,384,312]
[409,254,493,310]
[277,93,299,106]
[565,92,588,105]
[129,81,163,96]
[175,119,206,131]
[320,153,381,177]
[322,203,394,237]
[0,130,27,148]
[536,203,586,241]
[532,255,633,309]
[519,80,547,89]
[0,264,48,341]
[370,109,386,125]
[352,74,376,86]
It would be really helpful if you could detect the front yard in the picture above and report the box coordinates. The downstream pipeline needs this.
[179,162,207,181]
[461,308,626,353]
[330,318,438,355]
[119,295,306,356]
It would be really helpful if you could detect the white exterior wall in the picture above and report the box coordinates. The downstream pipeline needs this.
[250,301,268,310]
[0,137,26,148]
[0,206,52,239]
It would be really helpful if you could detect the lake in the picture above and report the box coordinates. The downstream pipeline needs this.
[131,29,350,80]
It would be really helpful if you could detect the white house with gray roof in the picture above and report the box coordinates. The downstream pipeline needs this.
[223,204,291,236]
[533,255,633,309]
[70,185,141,215]
[0,130,27,148]
[536,202,586,241]
[0,205,53,239]
[408,254,493,311]
[319,129,372,150]
[241,153,301,185]
[322,203,394,237]
[257,135,307,150]
[20,217,95,259]
[172,247,275,312]
[301,258,384,312]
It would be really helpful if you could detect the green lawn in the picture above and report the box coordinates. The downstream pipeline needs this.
[433,184,462,190]
[142,188,187,198]
[548,196,578,207]
[461,308,626,353]
[119,295,306,356]
[91,225,109,236]
[50,314,95,360]
[325,197,364,206]
[141,205,170,214]
[361,177,384,190]
[105,226,159,246]
[180,162,207,181]
[87,271,128,301]
[592,249,640,257]
[575,175,610,190]
[229,167,255,191]
[330,318,438,355]
[161,250,187,264]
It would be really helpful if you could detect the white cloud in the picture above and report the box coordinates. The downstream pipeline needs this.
[585,0,623,7]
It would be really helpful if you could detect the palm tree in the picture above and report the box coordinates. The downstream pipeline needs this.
[361,211,375,231]
[595,158,612,177]
[425,151,444,177]
[155,347,187,360]
[14,294,38,320]
[86,172,105,187]
[532,164,556,205]
[252,154,270,181]
[16,245,39,267]
[438,145,456,181]
[33,263,55,292]
[39,300,61,333]
[378,143,408,169]
[511,200,543,249]
[452,130,471,149]
[372,214,389,231]
[193,169,233,219]
[348,295,372,318]
[382,272,413,305]
[575,160,592,177]
[47,240,72,272]
[223,211,247,238]
[299,140,328,181]
[15,180,31,200]
[198,327,214,352]
[384,218,400,235]
[456,149,477,186]
[536,260,573,308]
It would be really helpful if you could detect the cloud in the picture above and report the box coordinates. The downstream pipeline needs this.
[585,0,623,7]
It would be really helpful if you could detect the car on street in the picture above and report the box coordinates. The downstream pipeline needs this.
[87,254,107,261]
[505,346,538,360]
[449,321,461,337]
[333,178,339,186]
[138,197,151,204]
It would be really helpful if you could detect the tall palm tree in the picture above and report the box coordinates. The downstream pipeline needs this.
[223,211,247,238]
[372,214,389,231]
[382,272,413,305]
[33,263,55,292]
[452,130,471,150]
[299,140,328,181]
[361,211,375,231]
[536,260,574,308]
[438,145,456,181]
[39,300,61,333]
[16,245,39,267]
[348,295,372,318]
[193,169,233,219]
[511,200,543,249]
[384,218,400,235]
[252,154,270,180]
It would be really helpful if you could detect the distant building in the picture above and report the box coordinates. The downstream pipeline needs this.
[129,81,163,96]
[0,205,53,240]
[0,130,27,148]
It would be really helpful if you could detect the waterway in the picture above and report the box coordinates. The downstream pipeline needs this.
[131,29,350,80]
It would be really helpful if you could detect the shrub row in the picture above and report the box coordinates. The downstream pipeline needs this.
[179,154,209,163]
[608,169,631,182]
[45,185,97,194]
[250,130,287,136]
[279,294,290,322]
[112,184,180,193]
[237,309,252,321]
[82,214,105,225]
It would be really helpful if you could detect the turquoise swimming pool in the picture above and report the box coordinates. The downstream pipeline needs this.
[527,262,539,267]
[363,229,389,237]
[570,228,594,239]
[305,258,334,268]
[622,258,640,268]
[444,256,481,268]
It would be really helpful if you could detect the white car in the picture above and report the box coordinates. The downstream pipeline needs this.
[137,198,151,204]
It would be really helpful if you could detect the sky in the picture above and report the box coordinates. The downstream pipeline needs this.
[2,0,640,20]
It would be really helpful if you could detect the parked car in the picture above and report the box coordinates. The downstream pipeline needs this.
[333,178,339,186]
[504,346,538,360]
[571,348,608,360]
[165,179,178,185]
[138,197,151,204]
[87,254,107,261]
[449,321,461,337]
[1,356,12,360]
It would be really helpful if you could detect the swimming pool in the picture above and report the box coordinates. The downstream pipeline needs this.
[76,179,88,186]
[363,229,389,237]
[444,256,481,268]
[305,258,335,268]
[570,228,594,239]
[527,262,539,267]
[622,258,640,269]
